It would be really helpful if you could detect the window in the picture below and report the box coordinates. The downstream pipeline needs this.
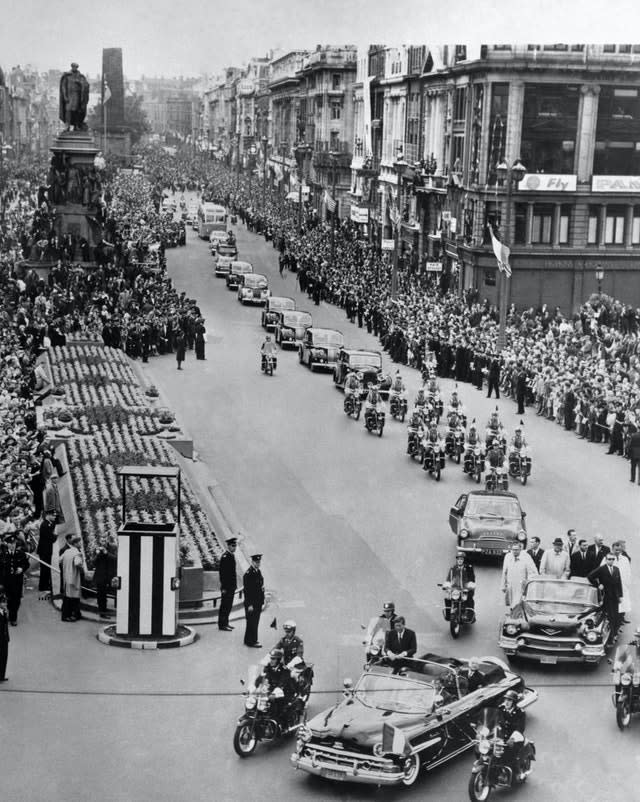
[452,134,464,171]
[316,96,323,112]
[543,44,569,51]
[330,131,340,150]
[331,101,342,120]
[632,208,640,244]
[619,45,632,54]
[514,203,528,244]
[521,84,579,173]
[483,202,501,244]
[531,204,554,243]
[332,73,341,90]
[454,87,467,122]
[559,205,571,244]
[603,45,617,53]
[588,206,600,244]
[605,205,626,244]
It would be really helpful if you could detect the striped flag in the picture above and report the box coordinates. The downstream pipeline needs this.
[324,189,337,213]
[487,223,512,277]
[103,79,112,104]
[382,722,410,756]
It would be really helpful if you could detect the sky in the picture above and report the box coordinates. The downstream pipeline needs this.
[3,0,640,78]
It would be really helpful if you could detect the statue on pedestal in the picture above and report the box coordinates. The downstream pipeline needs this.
[59,62,90,131]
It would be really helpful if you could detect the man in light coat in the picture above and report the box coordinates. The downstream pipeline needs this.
[539,538,571,579]
[501,542,538,610]
[60,534,84,622]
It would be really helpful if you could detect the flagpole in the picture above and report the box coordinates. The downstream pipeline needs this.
[103,94,107,154]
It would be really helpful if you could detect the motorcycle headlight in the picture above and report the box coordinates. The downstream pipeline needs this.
[505,623,519,636]
[257,696,270,711]
[478,739,491,755]
[245,695,257,710]
[517,531,527,541]
[621,673,632,686]
[459,529,469,539]
[451,589,461,600]
[585,630,599,643]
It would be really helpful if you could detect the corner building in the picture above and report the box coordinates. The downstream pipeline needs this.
[420,44,640,310]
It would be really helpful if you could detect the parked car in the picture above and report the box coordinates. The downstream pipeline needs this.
[213,242,239,277]
[261,296,296,329]
[333,348,392,399]
[499,576,613,665]
[291,653,537,787]
[274,310,313,348]
[226,260,254,290]
[298,327,344,371]
[449,491,527,556]
[237,273,270,305]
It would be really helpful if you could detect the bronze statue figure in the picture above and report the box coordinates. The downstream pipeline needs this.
[59,62,90,131]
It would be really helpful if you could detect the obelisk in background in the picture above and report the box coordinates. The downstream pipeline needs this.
[101,47,130,157]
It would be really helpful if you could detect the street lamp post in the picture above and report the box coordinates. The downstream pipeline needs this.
[495,158,526,351]
[261,136,268,212]
[392,153,408,299]
[248,144,257,198]
[235,135,240,191]
[329,152,338,267]
[595,264,604,298]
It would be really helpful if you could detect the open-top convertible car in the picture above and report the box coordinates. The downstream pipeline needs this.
[498,577,613,665]
[291,654,537,787]
[298,327,344,371]
[261,296,296,329]
[333,348,392,399]
[275,310,313,348]
[449,491,527,556]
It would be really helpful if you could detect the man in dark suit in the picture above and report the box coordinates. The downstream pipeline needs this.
[0,592,9,681]
[565,529,579,558]
[487,356,500,399]
[588,553,624,633]
[570,539,591,578]
[628,429,640,484]
[527,536,544,571]
[243,554,265,648]
[384,616,417,667]
[0,534,30,626]
[218,537,238,631]
[586,534,610,573]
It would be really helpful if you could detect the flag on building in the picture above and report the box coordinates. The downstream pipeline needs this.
[324,189,337,213]
[103,79,112,104]
[487,223,512,277]
[381,722,410,756]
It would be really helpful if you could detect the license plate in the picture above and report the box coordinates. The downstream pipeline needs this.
[482,549,504,555]
[321,768,346,781]
[540,656,557,664]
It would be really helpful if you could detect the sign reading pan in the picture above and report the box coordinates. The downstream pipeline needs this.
[592,175,640,192]
[519,174,577,192]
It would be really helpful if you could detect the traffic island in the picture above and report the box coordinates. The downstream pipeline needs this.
[97,624,197,649]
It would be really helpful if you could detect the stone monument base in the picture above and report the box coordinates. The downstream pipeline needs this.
[104,130,131,159]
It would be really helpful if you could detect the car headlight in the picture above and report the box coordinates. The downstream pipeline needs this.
[298,724,313,743]
[451,589,461,600]
[505,623,519,636]
[517,530,527,541]
[245,695,257,710]
[621,673,632,686]
[459,529,469,539]
[373,742,384,757]
[478,739,491,755]
[585,630,599,643]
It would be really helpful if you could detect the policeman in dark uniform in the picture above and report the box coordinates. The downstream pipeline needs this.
[0,534,30,626]
[255,648,293,721]
[218,537,238,631]
[274,620,304,664]
[499,690,528,779]
[243,553,265,648]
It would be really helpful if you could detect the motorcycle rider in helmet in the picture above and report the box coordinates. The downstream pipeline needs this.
[255,647,294,720]
[499,690,529,781]
[464,419,484,471]
[344,369,362,397]
[422,422,443,467]
[364,601,397,664]
[407,407,426,454]
[261,334,278,371]
[364,382,384,427]
[442,551,476,622]
[414,385,428,410]
[509,421,528,469]
[486,409,505,447]
[274,620,304,665]
[390,369,407,397]
[486,438,507,485]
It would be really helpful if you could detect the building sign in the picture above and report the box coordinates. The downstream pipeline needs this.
[592,175,640,193]
[520,174,577,192]
[350,206,369,224]
[381,238,395,251]
[426,261,443,272]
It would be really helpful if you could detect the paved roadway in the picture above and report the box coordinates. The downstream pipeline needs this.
[4,206,639,802]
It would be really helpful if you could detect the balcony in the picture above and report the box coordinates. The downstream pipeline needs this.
[313,140,352,168]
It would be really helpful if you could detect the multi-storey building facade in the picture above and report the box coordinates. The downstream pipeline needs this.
[267,51,307,193]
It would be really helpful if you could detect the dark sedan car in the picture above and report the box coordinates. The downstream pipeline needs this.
[449,491,527,556]
[333,348,392,399]
[274,310,313,348]
[261,296,296,329]
[291,653,537,787]
[298,327,344,371]
[226,260,253,290]
[499,577,612,664]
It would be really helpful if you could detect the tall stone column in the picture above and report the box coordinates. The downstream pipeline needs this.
[576,85,600,182]
[505,81,525,164]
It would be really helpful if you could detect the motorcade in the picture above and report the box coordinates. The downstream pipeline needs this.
[344,391,363,420]
[332,349,392,399]
[226,261,254,291]
[238,273,270,305]
[198,201,227,239]
[261,352,276,376]
[213,242,239,277]
[422,439,446,481]
[209,229,229,249]
[499,577,612,665]
[438,582,476,639]
[463,444,486,484]
[389,393,408,422]
[449,491,527,556]
[298,328,344,372]
[291,654,537,787]
[261,296,295,330]
[364,404,385,437]
[508,448,532,486]
[185,201,199,225]
[161,196,176,213]
[274,311,313,348]
[610,632,640,730]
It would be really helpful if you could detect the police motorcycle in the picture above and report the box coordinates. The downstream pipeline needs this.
[422,425,446,481]
[389,391,408,422]
[343,372,364,420]
[363,385,385,437]
[610,630,640,730]
[427,389,444,423]
[406,408,426,460]
[445,409,466,464]
[468,703,536,801]
[438,581,476,638]
[463,422,486,483]
[261,353,276,376]
[508,426,532,486]
[485,464,509,492]
[233,649,313,757]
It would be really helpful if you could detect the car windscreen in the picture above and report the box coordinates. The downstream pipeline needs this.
[524,580,599,614]
[244,275,267,288]
[347,353,382,369]
[465,497,521,518]
[311,331,344,347]
[217,245,236,256]
[232,263,252,274]
[354,674,436,714]
[269,298,295,311]
[282,312,312,328]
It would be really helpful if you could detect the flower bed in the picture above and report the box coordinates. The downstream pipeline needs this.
[48,344,223,570]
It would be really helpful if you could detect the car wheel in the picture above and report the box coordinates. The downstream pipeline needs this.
[400,753,421,787]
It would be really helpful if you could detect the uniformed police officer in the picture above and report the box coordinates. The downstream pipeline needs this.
[275,620,304,664]
[0,534,30,626]
[218,537,237,631]
[243,553,265,648]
